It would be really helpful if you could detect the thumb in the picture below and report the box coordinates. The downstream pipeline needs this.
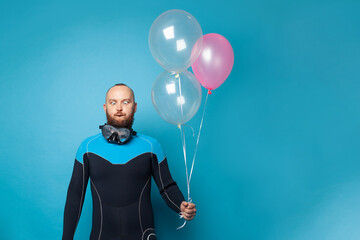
[182,201,189,207]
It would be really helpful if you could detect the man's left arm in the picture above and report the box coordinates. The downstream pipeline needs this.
[150,140,197,220]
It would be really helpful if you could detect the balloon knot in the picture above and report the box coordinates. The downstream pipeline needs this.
[208,89,212,95]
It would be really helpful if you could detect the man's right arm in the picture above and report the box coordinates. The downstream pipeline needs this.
[62,146,89,240]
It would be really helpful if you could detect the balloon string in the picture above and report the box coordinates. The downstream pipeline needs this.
[181,123,195,137]
[177,124,191,230]
[189,90,209,183]
[177,73,184,123]
[179,124,191,201]
[177,91,210,230]
[176,73,189,230]
[176,216,187,229]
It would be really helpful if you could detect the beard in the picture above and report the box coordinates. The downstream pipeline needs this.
[106,110,135,129]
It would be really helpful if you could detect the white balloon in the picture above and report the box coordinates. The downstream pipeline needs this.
[149,9,203,73]
[151,70,202,125]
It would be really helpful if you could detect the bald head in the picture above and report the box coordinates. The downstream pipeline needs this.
[105,83,135,103]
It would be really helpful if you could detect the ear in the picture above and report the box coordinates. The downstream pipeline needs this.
[103,103,106,113]
[134,102,137,113]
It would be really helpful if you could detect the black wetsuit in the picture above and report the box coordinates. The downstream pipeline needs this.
[62,132,185,240]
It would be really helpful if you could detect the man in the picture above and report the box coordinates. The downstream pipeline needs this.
[62,83,196,240]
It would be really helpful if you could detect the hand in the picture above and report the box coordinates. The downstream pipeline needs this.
[180,201,197,221]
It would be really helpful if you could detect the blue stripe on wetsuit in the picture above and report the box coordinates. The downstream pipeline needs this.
[75,133,165,165]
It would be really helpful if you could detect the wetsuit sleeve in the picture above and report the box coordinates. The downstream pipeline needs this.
[62,144,89,240]
[151,141,185,214]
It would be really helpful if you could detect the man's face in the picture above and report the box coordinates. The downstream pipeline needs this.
[103,85,137,129]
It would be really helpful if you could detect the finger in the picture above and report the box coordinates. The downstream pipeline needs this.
[181,201,189,207]
[182,211,196,218]
[187,203,196,209]
[183,214,195,221]
[185,208,197,214]
[182,215,189,220]
[181,211,191,218]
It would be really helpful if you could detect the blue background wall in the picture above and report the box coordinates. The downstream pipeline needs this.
[1,0,360,239]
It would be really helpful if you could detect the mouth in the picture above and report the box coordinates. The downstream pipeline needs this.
[115,114,125,117]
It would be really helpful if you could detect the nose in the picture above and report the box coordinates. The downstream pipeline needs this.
[116,102,123,111]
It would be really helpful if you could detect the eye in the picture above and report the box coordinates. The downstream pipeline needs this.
[124,100,130,104]
[110,101,116,105]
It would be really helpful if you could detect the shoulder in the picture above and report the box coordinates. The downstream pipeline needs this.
[75,133,102,163]
[136,133,160,145]
[79,133,102,149]
[82,133,102,144]
[135,133,166,162]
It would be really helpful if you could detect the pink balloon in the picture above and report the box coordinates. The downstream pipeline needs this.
[192,33,234,92]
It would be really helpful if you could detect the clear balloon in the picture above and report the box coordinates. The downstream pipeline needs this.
[149,9,203,73]
[192,33,234,91]
[151,70,202,125]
